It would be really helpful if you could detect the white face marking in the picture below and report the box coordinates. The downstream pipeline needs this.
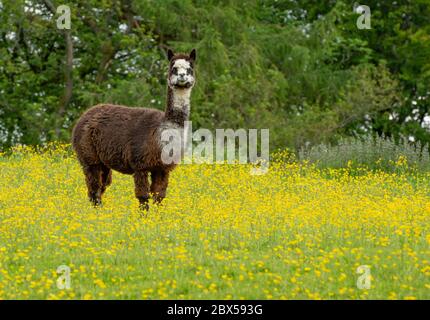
[174,59,190,69]
[169,59,195,89]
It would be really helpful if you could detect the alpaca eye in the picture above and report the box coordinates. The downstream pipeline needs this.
[172,67,178,75]
[187,68,192,75]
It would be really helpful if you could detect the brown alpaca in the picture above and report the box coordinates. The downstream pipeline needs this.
[72,49,196,209]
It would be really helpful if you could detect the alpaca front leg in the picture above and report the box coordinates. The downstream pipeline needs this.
[150,170,169,204]
[134,171,150,210]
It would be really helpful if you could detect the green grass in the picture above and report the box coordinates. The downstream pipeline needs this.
[0,145,429,300]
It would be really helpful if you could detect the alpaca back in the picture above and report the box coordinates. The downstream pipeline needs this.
[72,104,166,173]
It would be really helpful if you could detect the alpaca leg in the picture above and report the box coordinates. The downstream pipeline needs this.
[134,171,150,210]
[100,165,112,196]
[84,164,103,206]
[150,170,169,204]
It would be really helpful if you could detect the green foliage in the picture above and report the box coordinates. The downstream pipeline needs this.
[0,0,429,153]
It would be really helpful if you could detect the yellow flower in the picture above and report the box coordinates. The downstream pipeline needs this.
[0,144,428,299]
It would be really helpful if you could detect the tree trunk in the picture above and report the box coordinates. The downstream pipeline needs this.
[43,0,73,139]
[56,28,73,138]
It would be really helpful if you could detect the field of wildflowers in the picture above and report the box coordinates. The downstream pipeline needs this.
[0,145,429,300]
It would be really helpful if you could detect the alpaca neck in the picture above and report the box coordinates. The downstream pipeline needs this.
[165,87,191,126]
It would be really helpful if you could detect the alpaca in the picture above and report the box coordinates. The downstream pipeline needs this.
[72,49,196,210]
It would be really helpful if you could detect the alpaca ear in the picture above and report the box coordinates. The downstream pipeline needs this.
[189,49,196,62]
[167,49,174,61]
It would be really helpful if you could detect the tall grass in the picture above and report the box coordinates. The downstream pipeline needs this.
[298,135,430,172]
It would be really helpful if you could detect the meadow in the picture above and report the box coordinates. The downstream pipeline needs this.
[0,145,429,300]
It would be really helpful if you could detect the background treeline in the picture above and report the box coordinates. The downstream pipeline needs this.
[0,0,429,152]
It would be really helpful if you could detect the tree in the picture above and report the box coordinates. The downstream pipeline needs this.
[0,0,429,152]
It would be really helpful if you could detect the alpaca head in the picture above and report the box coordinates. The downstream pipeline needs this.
[167,49,196,89]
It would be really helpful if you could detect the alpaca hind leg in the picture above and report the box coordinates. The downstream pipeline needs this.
[100,165,112,196]
[150,170,169,204]
[84,164,103,206]
[134,171,150,210]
